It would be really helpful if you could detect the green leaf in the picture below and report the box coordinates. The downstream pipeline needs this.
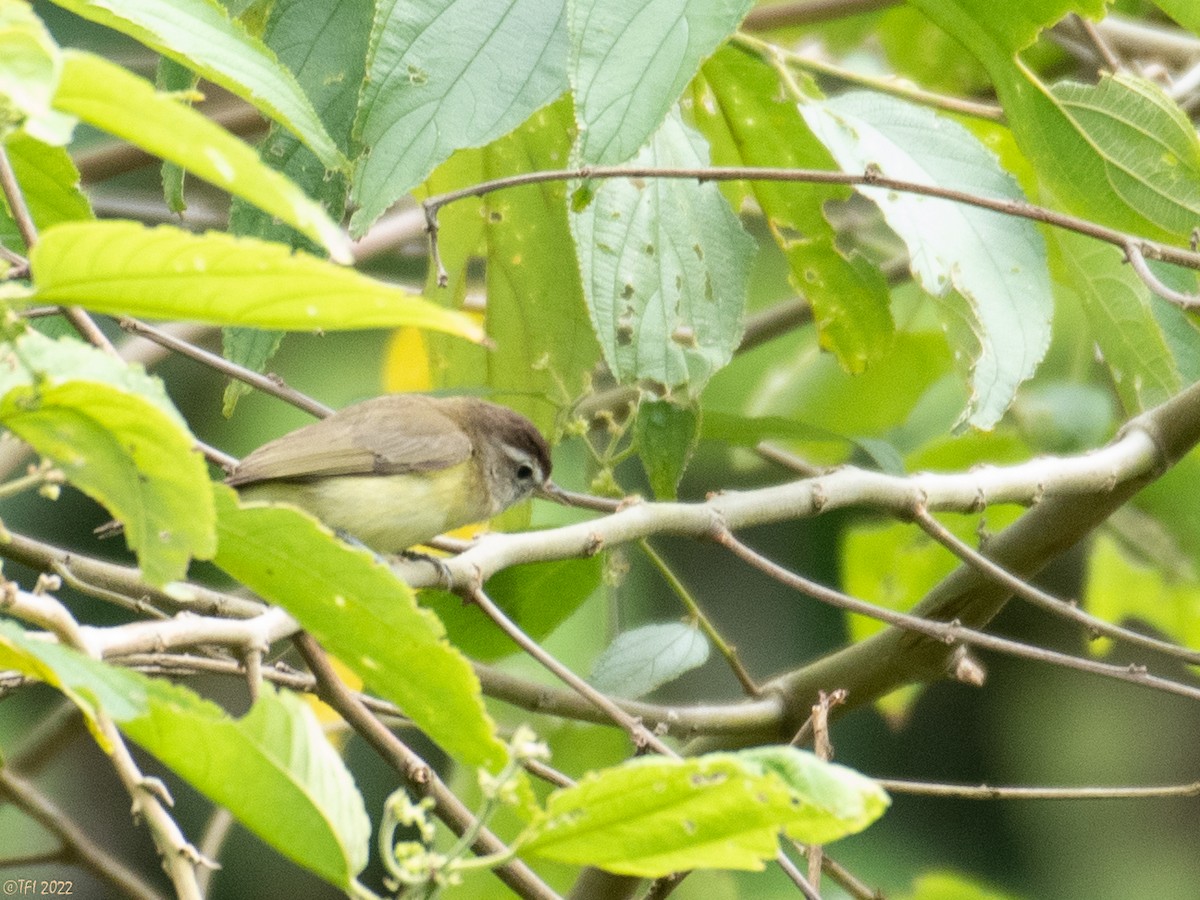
[211,485,508,771]
[223,0,373,408]
[1048,73,1200,239]
[0,623,370,889]
[53,52,350,262]
[1156,0,1200,36]
[478,96,599,430]
[45,0,344,170]
[906,0,1195,242]
[571,0,753,165]
[737,745,891,843]
[696,46,892,373]
[571,109,755,396]
[0,1,73,143]
[3,130,92,239]
[521,748,887,876]
[1052,231,1180,413]
[155,56,197,214]
[0,331,214,586]
[635,399,700,500]
[27,221,485,339]
[421,554,603,662]
[589,622,710,699]
[349,0,567,234]
[801,92,1052,428]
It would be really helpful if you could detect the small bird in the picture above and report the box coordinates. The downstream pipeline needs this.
[226,394,553,553]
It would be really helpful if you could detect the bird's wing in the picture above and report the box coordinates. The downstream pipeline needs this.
[227,395,473,486]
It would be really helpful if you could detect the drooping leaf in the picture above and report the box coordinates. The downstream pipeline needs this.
[53,52,350,262]
[0,331,214,586]
[2,130,92,250]
[590,622,710,699]
[349,0,567,234]
[27,221,484,339]
[211,485,508,771]
[571,0,753,165]
[520,748,887,876]
[571,108,755,397]
[635,398,700,499]
[0,623,370,889]
[801,92,1053,428]
[45,0,344,169]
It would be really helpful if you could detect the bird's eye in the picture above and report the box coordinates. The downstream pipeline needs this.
[516,462,535,481]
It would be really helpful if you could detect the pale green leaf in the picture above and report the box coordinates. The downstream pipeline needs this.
[54,52,349,262]
[0,1,73,143]
[801,92,1052,428]
[212,485,508,771]
[590,622,710,699]
[900,871,1022,900]
[349,0,567,234]
[1155,0,1200,36]
[2,130,91,255]
[45,0,344,169]
[0,331,214,586]
[0,623,370,889]
[571,0,753,165]
[26,221,484,340]
[521,748,887,876]
[571,109,755,396]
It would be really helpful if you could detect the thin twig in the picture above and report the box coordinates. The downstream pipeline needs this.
[911,506,1200,667]
[1073,13,1124,72]
[736,32,1004,122]
[464,583,672,755]
[0,767,167,900]
[292,633,562,900]
[714,529,1200,705]
[116,318,334,419]
[876,778,1200,800]
[640,540,760,695]
[422,164,1200,296]
[1125,241,1200,308]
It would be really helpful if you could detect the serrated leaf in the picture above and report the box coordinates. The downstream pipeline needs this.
[211,485,508,771]
[53,52,349,262]
[737,745,891,843]
[590,622,709,699]
[801,92,1052,428]
[635,399,700,500]
[1049,73,1200,238]
[349,0,567,234]
[906,0,1194,242]
[26,221,484,340]
[571,109,755,396]
[521,748,887,876]
[0,331,214,585]
[571,0,753,165]
[696,46,892,372]
[0,622,370,889]
[45,0,344,170]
